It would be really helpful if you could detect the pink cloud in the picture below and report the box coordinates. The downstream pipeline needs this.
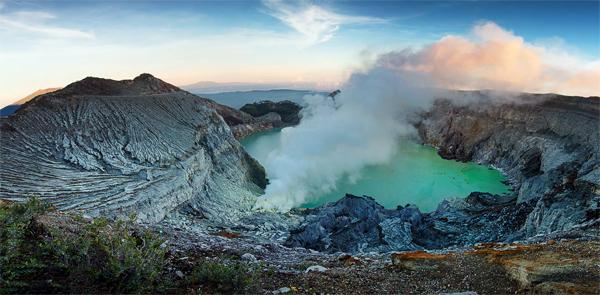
[376,22,599,97]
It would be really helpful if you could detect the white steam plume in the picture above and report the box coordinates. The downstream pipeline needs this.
[254,21,599,211]
[255,68,437,211]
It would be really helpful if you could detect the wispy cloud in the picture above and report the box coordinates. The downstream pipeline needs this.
[0,4,93,39]
[263,0,384,45]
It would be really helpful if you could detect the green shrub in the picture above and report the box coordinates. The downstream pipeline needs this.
[0,198,167,294]
[0,198,62,293]
[58,216,167,293]
[187,260,254,292]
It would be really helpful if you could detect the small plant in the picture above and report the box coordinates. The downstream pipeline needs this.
[187,260,254,292]
[58,215,167,293]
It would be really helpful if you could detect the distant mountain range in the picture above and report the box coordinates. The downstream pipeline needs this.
[181,81,325,94]
[0,88,61,116]
[14,88,62,105]
[199,89,328,108]
[182,81,329,108]
[1,81,328,116]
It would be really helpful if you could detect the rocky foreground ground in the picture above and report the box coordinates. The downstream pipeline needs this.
[27,205,600,294]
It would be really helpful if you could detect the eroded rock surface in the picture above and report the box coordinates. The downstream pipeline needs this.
[2,79,597,255]
[0,74,266,224]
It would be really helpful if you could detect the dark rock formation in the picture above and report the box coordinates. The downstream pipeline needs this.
[199,99,302,140]
[412,193,534,249]
[0,74,266,224]
[286,193,533,253]
[55,73,180,96]
[328,90,341,98]
[228,99,303,139]
[240,100,302,125]
[285,194,398,252]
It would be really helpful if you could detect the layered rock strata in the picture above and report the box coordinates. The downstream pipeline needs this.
[0,74,266,224]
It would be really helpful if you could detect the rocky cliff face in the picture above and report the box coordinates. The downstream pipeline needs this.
[0,74,266,224]
[417,94,599,237]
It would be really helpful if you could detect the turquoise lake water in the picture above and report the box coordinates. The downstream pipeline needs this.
[241,129,511,212]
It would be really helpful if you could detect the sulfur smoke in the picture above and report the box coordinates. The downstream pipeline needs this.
[254,22,600,211]
[254,68,438,211]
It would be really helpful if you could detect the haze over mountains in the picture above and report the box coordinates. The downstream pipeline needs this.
[0,81,325,115]
[182,81,329,108]
[13,88,62,105]
[0,88,62,116]
[199,89,327,108]
[182,81,326,93]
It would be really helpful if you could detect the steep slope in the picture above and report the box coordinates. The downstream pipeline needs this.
[0,74,266,224]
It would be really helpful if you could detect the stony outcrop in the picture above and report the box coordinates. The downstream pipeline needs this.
[227,100,302,139]
[2,78,597,255]
[285,194,403,253]
[18,198,599,294]
[0,74,266,224]
[240,100,302,125]
[286,193,533,253]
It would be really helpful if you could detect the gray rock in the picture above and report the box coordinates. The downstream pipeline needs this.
[273,287,291,294]
[240,100,302,125]
[380,218,421,251]
[175,270,184,279]
[241,253,258,262]
[285,194,394,253]
[305,265,328,273]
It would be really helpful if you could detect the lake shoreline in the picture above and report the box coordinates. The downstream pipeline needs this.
[242,130,512,212]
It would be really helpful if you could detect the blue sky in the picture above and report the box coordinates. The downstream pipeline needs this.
[0,0,598,105]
